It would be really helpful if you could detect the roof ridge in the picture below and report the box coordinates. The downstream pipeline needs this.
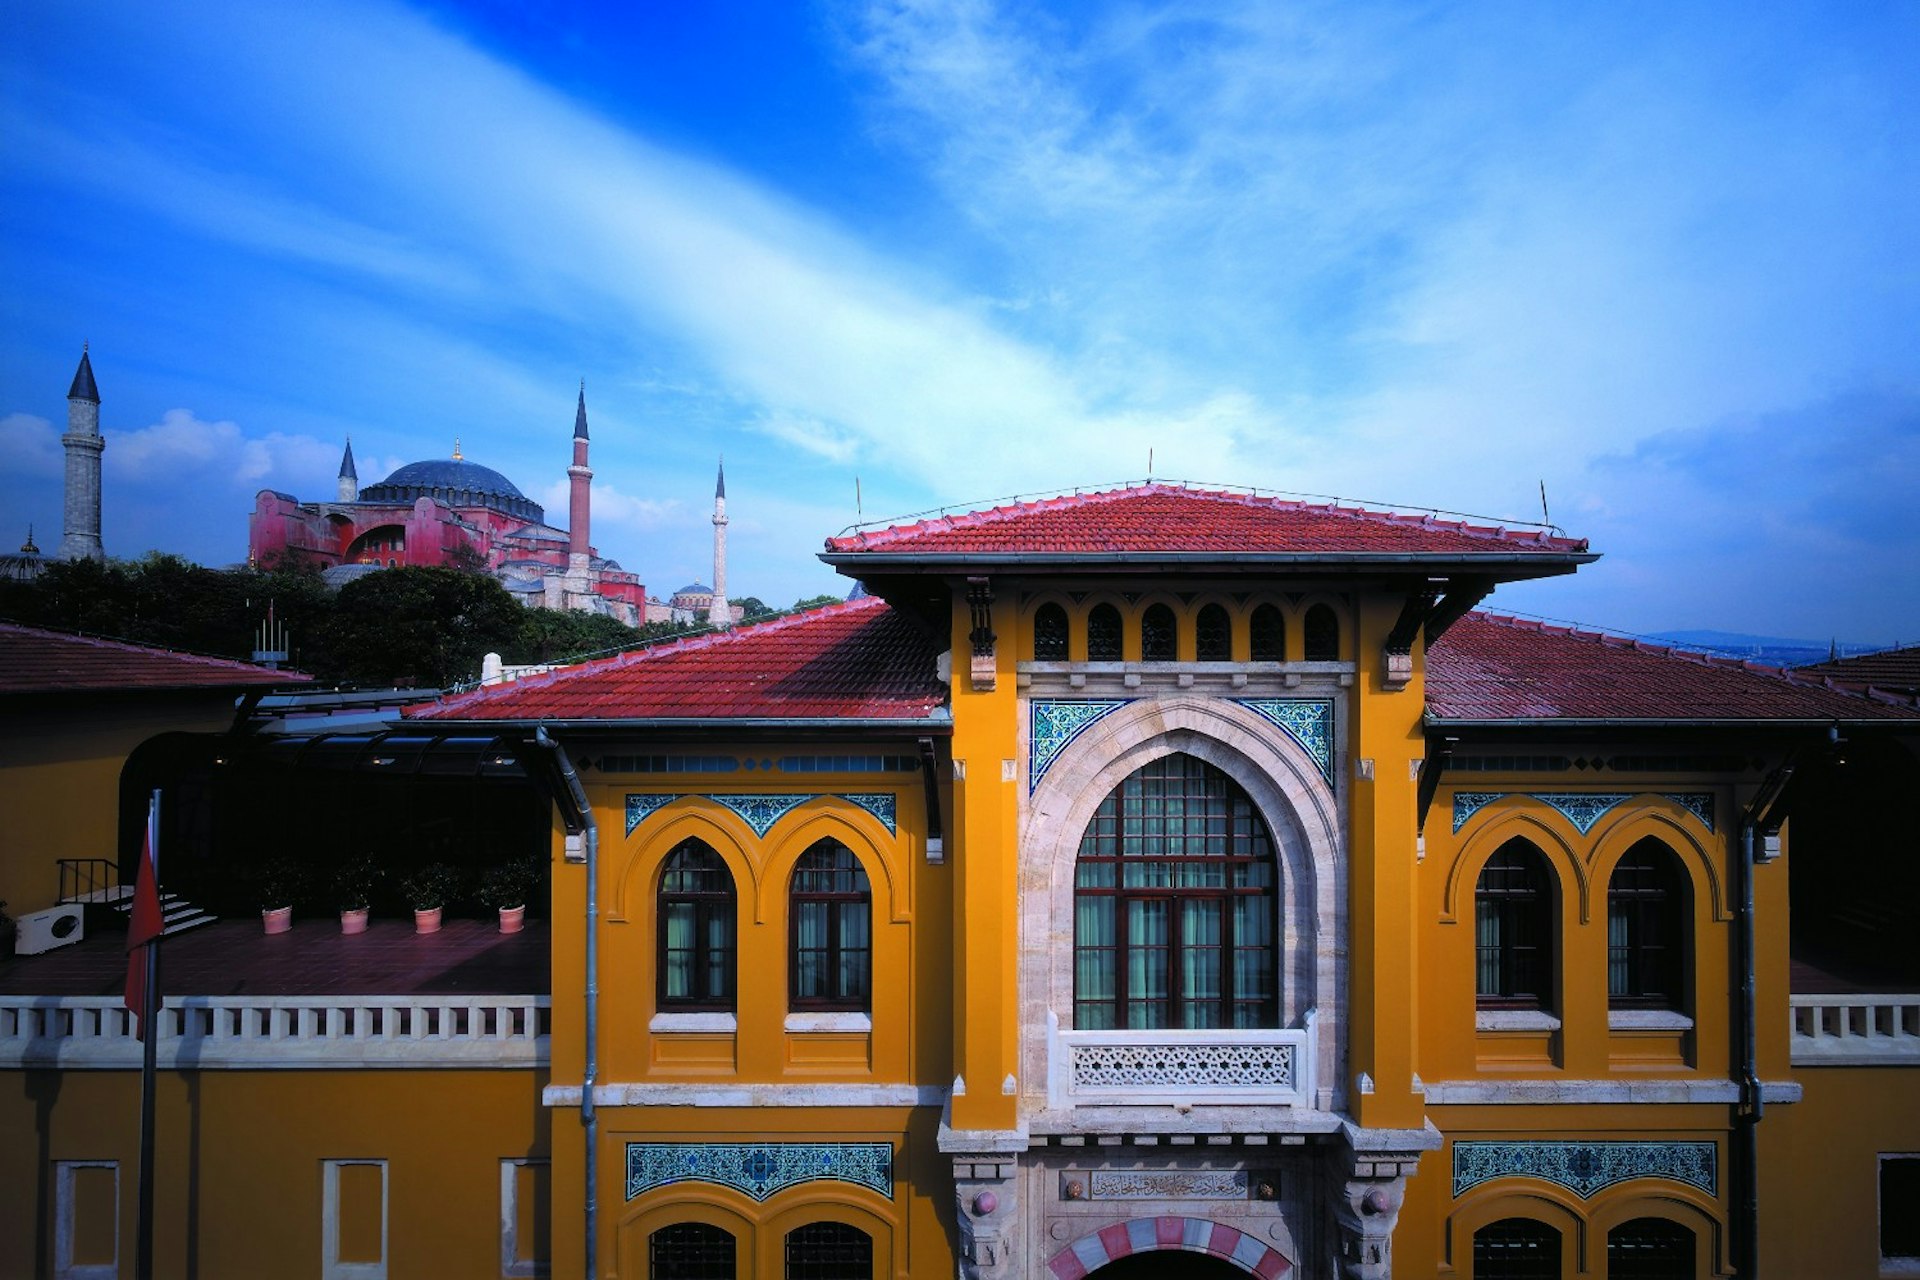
[0,619,301,676]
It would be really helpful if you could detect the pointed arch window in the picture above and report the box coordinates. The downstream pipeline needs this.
[1608,839,1687,1009]
[1250,604,1286,662]
[658,840,735,1012]
[1033,603,1069,661]
[1141,603,1178,660]
[1303,604,1340,661]
[1475,839,1554,1010]
[1195,604,1231,660]
[1073,753,1277,1030]
[650,1223,735,1279]
[790,840,872,1011]
[1086,603,1123,660]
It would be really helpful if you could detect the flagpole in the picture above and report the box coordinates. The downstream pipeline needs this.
[137,788,160,1280]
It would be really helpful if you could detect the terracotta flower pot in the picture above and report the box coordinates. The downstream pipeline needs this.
[413,906,443,935]
[498,904,526,935]
[262,906,293,935]
[340,908,370,935]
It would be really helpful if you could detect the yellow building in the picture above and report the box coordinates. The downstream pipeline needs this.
[5,483,1919,1278]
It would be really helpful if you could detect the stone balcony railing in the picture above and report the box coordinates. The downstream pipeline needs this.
[0,995,550,1070]
[1790,994,1920,1066]
[1046,1009,1317,1109]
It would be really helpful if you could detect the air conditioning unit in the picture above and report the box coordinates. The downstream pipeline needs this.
[15,902,85,955]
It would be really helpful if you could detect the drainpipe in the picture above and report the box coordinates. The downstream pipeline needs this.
[1733,819,1760,1277]
[537,726,599,1278]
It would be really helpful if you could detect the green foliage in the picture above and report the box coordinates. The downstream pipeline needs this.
[252,855,308,911]
[475,856,542,910]
[332,855,383,912]
[400,861,464,912]
[791,593,843,612]
[323,566,524,688]
[735,596,775,619]
[505,607,638,665]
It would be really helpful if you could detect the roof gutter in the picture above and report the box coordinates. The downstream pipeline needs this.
[819,551,1596,568]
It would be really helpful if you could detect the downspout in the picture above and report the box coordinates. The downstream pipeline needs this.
[537,726,599,1278]
[1733,818,1760,1278]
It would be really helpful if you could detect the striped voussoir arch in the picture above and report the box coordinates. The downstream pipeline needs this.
[1047,1216,1294,1278]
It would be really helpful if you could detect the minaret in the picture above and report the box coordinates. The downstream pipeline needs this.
[337,437,359,502]
[567,381,593,584]
[59,346,106,562]
[707,459,731,629]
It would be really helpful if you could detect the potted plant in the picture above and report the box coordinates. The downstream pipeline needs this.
[476,856,541,935]
[333,855,381,935]
[401,862,462,935]
[255,856,306,935]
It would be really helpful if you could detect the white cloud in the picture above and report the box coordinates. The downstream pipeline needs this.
[0,413,61,477]
[104,409,339,491]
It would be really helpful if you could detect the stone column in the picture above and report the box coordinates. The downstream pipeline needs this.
[60,348,105,562]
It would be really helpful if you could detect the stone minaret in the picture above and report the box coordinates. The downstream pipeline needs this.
[337,437,359,502]
[707,459,731,629]
[567,382,593,584]
[60,346,106,562]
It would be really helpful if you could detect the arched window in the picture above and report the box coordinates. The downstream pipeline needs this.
[1195,603,1231,660]
[658,840,735,1012]
[1303,604,1339,661]
[1140,603,1178,660]
[791,840,872,1011]
[1033,603,1069,661]
[1608,839,1687,1009]
[784,1222,871,1280]
[1608,1217,1696,1279]
[1250,604,1286,662]
[1074,754,1276,1030]
[1475,839,1554,1010]
[1087,603,1123,661]
[1473,1218,1560,1279]
[650,1222,735,1279]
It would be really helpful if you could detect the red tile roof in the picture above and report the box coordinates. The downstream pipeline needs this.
[1426,614,1920,723]
[824,483,1590,558]
[0,623,309,694]
[1795,645,1920,695]
[409,597,946,724]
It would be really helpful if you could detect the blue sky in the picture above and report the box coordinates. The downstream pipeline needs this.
[2,1,1916,641]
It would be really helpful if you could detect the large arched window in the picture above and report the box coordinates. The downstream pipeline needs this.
[784,1222,871,1280]
[650,1222,735,1279]
[1074,753,1277,1030]
[1473,1218,1560,1279]
[1608,1217,1695,1279]
[1141,603,1178,660]
[1195,604,1231,660]
[790,840,872,1011]
[1303,604,1340,661]
[1608,839,1688,1009]
[1250,604,1286,662]
[1087,603,1123,660]
[658,840,735,1012]
[1033,603,1069,660]
[1475,839,1554,1010]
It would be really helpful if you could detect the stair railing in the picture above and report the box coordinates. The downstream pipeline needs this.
[57,858,120,905]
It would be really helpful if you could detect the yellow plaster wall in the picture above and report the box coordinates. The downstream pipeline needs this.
[1761,1067,1920,1279]
[0,1067,547,1279]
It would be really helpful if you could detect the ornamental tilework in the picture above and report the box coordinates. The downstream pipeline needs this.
[625,1142,894,1203]
[625,793,680,835]
[1452,791,1711,836]
[1234,699,1335,784]
[839,792,898,834]
[1030,700,1134,793]
[1663,792,1715,833]
[1451,791,1503,833]
[626,792,898,837]
[706,793,816,836]
[1451,1141,1716,1200]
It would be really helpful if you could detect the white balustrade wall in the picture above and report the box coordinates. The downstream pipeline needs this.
[1789,994,1920,1066]
[1047,1009,1317,1108]
[0,995,549,1069]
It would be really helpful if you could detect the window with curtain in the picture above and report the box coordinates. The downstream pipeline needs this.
[1250,603,1286,661]
[649,1222,735,1279]
[1608,839,1687,1009]
[1087,603,1123,660]
[1475,839,1554,1010]
[657,840,735,1012]
[1303,604,1340,661]
[1472,1218,1560,1280]
[1033,603,1069,660]
[1141,603,1178,660]
[1195,603,1231,660]
[1607,1217,1696,1279]
[1073,753,1277,1030]
[790,840,872,1011]
[784,1222,871,1280]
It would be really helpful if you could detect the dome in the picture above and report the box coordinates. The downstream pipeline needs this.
[359,457,543,524]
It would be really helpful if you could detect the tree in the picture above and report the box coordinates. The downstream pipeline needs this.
[791,593,842,612]
[506,608,638,665]
[323,566,524,688]
[735,596,776,619]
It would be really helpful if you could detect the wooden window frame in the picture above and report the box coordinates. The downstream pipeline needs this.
[657,840,737,1014]
[789,840,872,1013]
[1475,839,1554,1011]
[1607,840,1687,1011]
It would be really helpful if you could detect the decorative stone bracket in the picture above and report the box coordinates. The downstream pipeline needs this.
[967,577,997,692]
[950,1154,1021,1280]
[1329,1122,1441,1280]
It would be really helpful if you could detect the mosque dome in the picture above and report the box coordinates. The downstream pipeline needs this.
[359,457,543,523]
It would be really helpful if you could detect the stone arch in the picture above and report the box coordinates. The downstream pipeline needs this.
[1045,1216,1294,1278]
[1588,1185,1726,1278]
[760,804,908,925]
[612,806,756,927]
[1021,694,1345,1110]
[1441,810,1587,925]
[1444,1184,1586,1274]
[1586,808,1730,923]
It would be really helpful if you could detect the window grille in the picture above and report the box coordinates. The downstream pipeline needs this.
[1472,1218,1559,1280]
[1195,604,1231,660]
[650,1222,735,1279]
[1140,604,1178,660]
[1087,604,1123,660]
[1249,604,1286,661]
[784,1222,872,1280]
[1033,603,1069,660]
[1607,1217,1695,1279]
[1303,605,1339,661]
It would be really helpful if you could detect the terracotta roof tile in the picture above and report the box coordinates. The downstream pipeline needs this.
[1426,614,1920,722]
[825,484,1589,557]
[1795,645,1920,696]
[0,623,309,694]
[408,597,946,724]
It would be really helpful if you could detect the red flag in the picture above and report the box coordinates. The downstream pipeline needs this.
[123,823,164,1041]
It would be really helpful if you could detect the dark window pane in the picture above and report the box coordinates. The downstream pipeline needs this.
[1195,604,1231,660]
[1884,1156,1920,1260]
[651,1222,735,1279]
[1608,839,1686,1008]
[1476,839,1553,1007]
[790,840,872,1011]
[785,1222,871,1280]
[1087,604,1123,660]
[658,841,735,1011]
[1141,604,1177,660]
[1608,1217,1695,1279]
[1250,604,1285,661]
[1474,1218,1560,1280]
[1304,604,1339,661]
[1033,603,1069,660]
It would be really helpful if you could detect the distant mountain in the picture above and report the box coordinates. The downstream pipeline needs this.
[1647,630,1880,669]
